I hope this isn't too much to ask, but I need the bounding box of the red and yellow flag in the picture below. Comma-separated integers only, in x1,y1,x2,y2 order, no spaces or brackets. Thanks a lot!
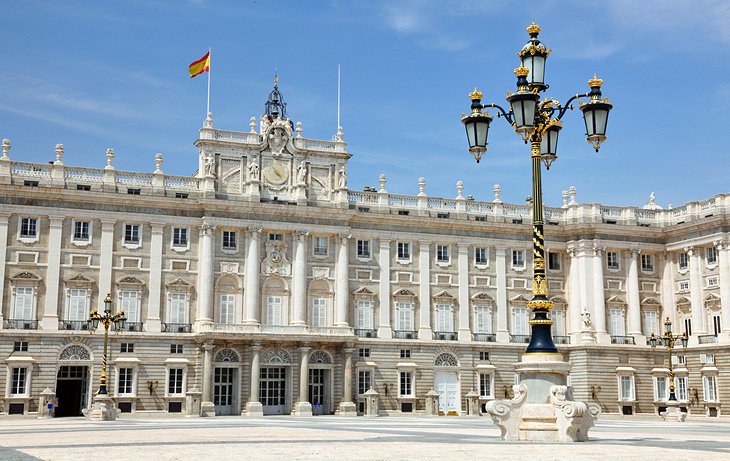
188,51,210,78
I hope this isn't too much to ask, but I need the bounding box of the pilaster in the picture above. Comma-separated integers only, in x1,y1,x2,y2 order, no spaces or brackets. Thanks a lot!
0,213,9,329
291,231,308,326
338,345,357,416
196,220,215,327
245,342,263,416
98,220,116,309
294,344,312,416
146,222,164,332
495,245,509,342
334,234,350,327
41,215,64,330
244,228,262,325
688,246,706,340
457,243,471,341
592,245,608,341
418,240,432,339
377,239,392,338
200,341,215,416
626,248,643,341
716,240,730,343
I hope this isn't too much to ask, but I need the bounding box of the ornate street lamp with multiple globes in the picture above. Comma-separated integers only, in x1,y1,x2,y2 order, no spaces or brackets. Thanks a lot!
461,22,613,354
87,292,127,395
650,318,689,402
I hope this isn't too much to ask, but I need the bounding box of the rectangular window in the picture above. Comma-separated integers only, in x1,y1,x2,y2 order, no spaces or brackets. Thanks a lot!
77,184,91,191
399,371,413,397
127,188,141,195
548,252,561,271
13,286,34,320
120,343,134,353
552,309,566,336
312,297,326,327
436,245,449,263
642,310,659,337
435,304,453,332
712,315,721,335
269,233,283,241
124,224,140,244
678,252,688,270
609,308,625,336
474,305,493,334
356,299,373,330
358,348,370,358
479,351,490,361
73,221,90,241
708,277,719,288
654,376,668,401
607,251,619,270
397,242,411,260
619,375,634,401
707,247,718,265
173,228,188,247
475,247,487,265
704,375,718,402
170,344,183,354
13,341,29,352
313,237,328,256
396,301,414,331
357,239,371,258
641,254,654,272
168,368,184,395
684,318,692,336
219,294,235,324
168,292,188,324
479,373,493,398
119,290,140,323
358,370,372,396
267,296,282,325
675,376,688,401
118,367,134,395
20,218,37,237
67,288,88,321
222,231,237,250
175,193,188,199
678,281,690,291
400,349,411,358
11,367,28,395
512,306,528,335
512,250,525,269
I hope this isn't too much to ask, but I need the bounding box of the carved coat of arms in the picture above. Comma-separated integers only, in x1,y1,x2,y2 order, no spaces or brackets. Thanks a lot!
262,240,291,276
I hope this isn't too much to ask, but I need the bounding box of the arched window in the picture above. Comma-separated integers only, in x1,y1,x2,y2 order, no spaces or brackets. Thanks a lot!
434,352,458,367
214,348,240,363
262,276,289,326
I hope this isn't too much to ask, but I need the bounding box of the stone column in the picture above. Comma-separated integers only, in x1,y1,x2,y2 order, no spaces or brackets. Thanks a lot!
660,252,677,328
626,249,643,340
146,223,164,332
244,228,262,324
378,239,392,338
566,245,581,337
495,246,509,342
98,220,116,308
42,216,64,330
196,221,215,326
688,246,706,336
294,344,312,416
716,240,730,342
592,246,608,340
334,234,350,327
418,240,432,339
338,345,357,416
245,342,263,416
200,341,215,416
291,231,308,326
0,213,9,329
457,243,471,341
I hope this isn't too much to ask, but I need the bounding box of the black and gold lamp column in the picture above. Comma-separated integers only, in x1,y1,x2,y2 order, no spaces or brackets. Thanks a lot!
88,292,127,395
461,22,613,355
650,318,689,402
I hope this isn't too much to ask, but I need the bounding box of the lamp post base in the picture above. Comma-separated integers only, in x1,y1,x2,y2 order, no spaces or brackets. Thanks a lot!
85,394,118,421
660,402,687,422
485,354,600,442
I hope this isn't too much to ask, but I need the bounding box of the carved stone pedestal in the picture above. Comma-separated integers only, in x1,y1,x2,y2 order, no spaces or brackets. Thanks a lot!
85,394,118,421
579,329,596,344
485,354,600,442
660,402,687,422
244,401,263,417
293,401,313,416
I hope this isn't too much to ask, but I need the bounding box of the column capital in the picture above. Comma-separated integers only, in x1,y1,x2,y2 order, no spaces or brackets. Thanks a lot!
629,248,641,259
150,222,165,233
294,230,309,241
418,240,431,250
201,341,215,352
379,238,391,248
247,227,262,238
298,344,311,352
684,245,695,256
49,215,65,227
457,242,470,252
199,220,215,236
593,245,605,257
336,233,351,244
566,244,577,258
714,239,729,251
249,341,262,351
100,219,117,229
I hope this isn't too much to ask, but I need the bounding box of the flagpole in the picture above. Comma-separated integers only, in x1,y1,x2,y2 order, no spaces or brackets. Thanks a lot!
337,64,341,130
206,47,212,115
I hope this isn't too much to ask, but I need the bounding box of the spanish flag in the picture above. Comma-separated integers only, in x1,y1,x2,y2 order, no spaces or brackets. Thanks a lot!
189,51,210,78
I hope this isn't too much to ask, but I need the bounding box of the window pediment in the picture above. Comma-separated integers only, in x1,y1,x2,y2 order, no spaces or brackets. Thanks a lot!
9,271,42,285
393,288,416,298
352,287,376,299
432,290,455,303
509,294,530,304
117,276,145,287
471,292,494,302
64,273,95,287
166,277,193,292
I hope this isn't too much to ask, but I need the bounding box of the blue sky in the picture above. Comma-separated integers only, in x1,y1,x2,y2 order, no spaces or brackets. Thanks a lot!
1,0,728,208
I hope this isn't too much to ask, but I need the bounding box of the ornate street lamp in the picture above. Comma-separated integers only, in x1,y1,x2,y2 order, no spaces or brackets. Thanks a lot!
650,317,689,404
88,292,127,395
461,22,613,354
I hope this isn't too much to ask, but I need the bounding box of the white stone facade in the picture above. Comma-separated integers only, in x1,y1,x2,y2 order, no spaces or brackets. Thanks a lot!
0,94,728,419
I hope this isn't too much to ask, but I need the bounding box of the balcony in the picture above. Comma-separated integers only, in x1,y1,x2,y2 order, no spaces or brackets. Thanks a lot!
554,336,571,345
60,320,89,331
510,334,531,343
433,331,458,341
698,334,719,344
5,319,38,330
394,330,418,340
473,333,496,342
124,322,144,332
163,323,192,333
610,335,636,345
355,329,378,338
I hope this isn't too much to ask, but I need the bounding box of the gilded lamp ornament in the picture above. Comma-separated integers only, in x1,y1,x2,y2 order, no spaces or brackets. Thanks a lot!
88,292,127,395
460,23,614,354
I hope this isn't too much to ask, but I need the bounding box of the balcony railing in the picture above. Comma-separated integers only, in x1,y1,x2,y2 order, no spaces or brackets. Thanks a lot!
473,333,496,342
393,330,417,340
162,323,192,333
355,329,378,338
433,331,458,341
554,336,571,345
60,320,89,331
124,322,144,332
5,319,38,330
610,335,636,345
698,334,719,344
510,334,531,343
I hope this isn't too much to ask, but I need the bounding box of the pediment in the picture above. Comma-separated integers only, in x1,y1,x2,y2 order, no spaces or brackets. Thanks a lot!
393,288,416,297
471,292,494,302
352,287,375,297
117,276,145,286
64,273,95,286
10,271,42,282
432,290,455,301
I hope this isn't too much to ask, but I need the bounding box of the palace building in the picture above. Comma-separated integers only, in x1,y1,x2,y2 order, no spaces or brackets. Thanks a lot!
0,83,728,419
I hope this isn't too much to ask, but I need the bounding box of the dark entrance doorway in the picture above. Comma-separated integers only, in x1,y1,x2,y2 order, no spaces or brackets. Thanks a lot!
56,366,89,417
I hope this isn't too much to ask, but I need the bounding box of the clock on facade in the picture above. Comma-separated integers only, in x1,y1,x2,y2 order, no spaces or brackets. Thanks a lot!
263,160,289,185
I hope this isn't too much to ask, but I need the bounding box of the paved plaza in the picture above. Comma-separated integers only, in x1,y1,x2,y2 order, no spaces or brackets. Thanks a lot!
0,415,729,461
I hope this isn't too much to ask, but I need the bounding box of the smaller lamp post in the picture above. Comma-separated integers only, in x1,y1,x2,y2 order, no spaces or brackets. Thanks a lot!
87,292,126,420
650,317,689,422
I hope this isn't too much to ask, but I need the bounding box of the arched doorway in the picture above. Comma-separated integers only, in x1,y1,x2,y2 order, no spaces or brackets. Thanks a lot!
56,344,92,417
434,352,460,415
213,348,241,415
